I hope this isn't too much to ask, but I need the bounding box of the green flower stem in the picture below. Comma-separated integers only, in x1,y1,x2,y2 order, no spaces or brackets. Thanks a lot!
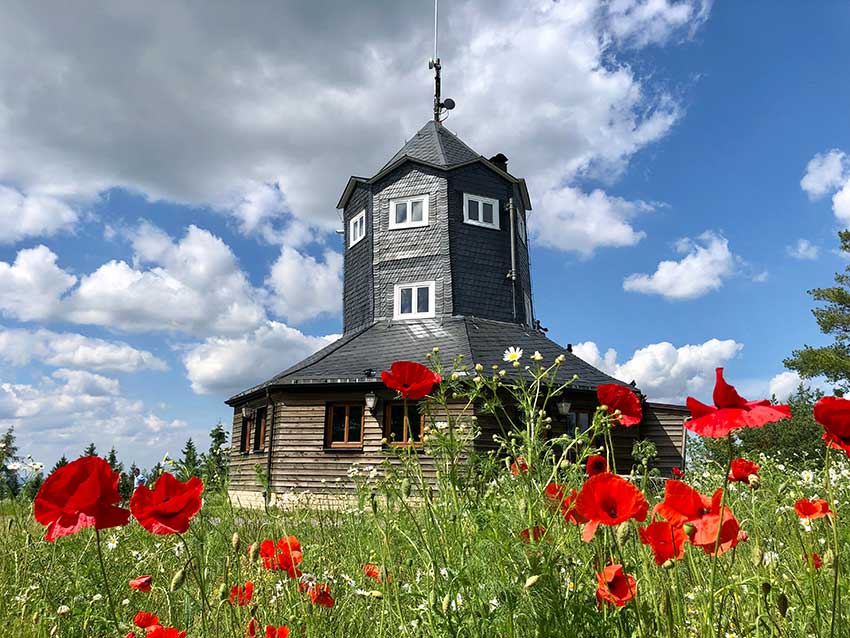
93,527,120,633
825,447,841,638
707,436,733,638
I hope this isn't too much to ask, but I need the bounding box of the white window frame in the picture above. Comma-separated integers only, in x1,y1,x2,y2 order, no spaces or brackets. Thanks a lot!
524,292,533,326
463,193,500,230
389,194,430,230
349,209,366,248
517,211,527,244
393,281,436,319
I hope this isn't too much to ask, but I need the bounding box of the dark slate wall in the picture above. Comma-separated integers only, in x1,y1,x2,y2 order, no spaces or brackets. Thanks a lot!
371,165,451,320
512,182,533,325
342,184,373,333
447,164,532,324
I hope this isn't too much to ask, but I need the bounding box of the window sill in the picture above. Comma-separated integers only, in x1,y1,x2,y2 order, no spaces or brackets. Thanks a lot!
463,219,500,231
388,222,429,230
323,447,365,454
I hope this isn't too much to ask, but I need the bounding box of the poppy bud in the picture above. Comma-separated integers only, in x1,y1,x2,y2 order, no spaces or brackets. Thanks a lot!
524,575,540,589
750,547,763,567
401,478,412,498
683,523,695,537
428,591,436,608
823,549,836,569
56,605,70,618
441,593,451,613
661,559,675,570
231,532,240,553
217,583,229,601
748,474,760,489
369,590,383,599
616,522,631,545
761,582,771,596
170,568,186,592
248,542,260,563
777,593,789,617
370,492,378,515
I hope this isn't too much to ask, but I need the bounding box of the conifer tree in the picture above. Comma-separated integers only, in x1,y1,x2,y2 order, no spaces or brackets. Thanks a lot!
0,427,19,498
202,421,229,490
82,442,98,457
179,438,202,481
51,455,69,473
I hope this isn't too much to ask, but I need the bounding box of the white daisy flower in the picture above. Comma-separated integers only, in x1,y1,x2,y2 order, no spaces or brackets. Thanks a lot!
530,351,543,362
503,347,523,362
106,535,119,551
801,470,814,484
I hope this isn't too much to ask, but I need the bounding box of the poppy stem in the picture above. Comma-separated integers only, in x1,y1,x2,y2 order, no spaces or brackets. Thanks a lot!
825,447,841,638
707,436,733,638
93,527,120,633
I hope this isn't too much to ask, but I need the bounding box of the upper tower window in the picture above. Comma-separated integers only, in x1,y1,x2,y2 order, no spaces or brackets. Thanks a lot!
349,209,366,247
389,195,429,229
393,281,435,319
463,193,500,230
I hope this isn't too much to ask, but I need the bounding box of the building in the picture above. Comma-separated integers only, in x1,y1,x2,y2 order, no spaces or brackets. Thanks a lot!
225,84,686,506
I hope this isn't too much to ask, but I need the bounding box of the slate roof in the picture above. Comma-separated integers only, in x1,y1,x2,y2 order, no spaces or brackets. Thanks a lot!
382,120,481,170
226,317,631,404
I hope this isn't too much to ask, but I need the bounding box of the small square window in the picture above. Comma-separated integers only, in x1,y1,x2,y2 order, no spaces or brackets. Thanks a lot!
463,193,500,229
349,210,366,248
390,195,429,229
325,403,366,449
394,281,435,319
384,401,424,446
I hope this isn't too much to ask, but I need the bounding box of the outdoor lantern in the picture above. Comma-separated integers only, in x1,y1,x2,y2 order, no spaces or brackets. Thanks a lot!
364,391,378,412
555,397,571,416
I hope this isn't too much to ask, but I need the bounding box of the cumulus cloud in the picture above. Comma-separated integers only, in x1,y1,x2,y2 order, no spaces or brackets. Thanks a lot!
532,187,653,256
768,371,805,402
266,247,343,324
623,231,736,299
0,246,77,321
573,337,743,403
0,186,79,243
787,239,819,261
0,326,166,372
182,321,336,396
0,1,707,246
801,150,848,200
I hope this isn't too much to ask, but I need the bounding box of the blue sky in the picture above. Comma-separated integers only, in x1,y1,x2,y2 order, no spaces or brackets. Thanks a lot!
1,1,849,469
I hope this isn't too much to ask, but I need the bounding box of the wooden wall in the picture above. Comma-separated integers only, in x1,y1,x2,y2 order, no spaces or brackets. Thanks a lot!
641,402,687,475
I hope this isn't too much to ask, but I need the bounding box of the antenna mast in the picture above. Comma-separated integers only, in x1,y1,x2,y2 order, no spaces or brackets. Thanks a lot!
428,0,455,123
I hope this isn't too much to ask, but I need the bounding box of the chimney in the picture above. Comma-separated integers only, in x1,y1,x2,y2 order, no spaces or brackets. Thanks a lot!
489,153,509,173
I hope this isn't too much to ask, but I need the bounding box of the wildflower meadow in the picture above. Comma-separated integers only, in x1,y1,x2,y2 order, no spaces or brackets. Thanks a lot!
2,351,849,638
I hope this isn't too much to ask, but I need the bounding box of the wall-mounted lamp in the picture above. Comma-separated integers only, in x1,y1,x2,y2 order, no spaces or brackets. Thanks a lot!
555,398,572,416
365,391,378,412
241,407,252,418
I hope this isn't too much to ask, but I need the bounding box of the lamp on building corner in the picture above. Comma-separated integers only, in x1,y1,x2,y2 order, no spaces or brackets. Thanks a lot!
555,397,571,416
365,391,378,412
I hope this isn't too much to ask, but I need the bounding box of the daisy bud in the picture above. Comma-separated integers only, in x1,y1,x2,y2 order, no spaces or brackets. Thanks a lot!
748,474,760,489
432,347,439,353
56,605,70,618
475,363,483,372
425,352,432,359
682,523,695,537
524,574,541,589
777,592,789,617
451,372,460,381
369,590,383,599
555,354,566,364
380,437,388,445
401,478,412,498
248,543,260,563
499,370,506,377
170,568,186,592
599,404,608,412
615,522,631,545
231,532,241,553
661,559,675,570
217,583,229,601
512,361,520,368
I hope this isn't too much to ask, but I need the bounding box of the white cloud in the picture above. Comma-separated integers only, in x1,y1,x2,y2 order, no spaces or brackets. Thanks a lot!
801,150,848,200
0,186,79,243
0,326,166,372
266,247,343,324
181,321,336,396
833,182,850,225
787,239,819,261
0,1,707,246
573,337,743,403
0,246,76,321
532,187,652,256
623,231,736,299
768,371,804,402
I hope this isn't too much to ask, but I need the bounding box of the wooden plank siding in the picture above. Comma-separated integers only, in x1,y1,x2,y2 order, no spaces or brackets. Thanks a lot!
641,402,687,475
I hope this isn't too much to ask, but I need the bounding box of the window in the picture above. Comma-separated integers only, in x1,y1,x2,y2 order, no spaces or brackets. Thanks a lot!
349,209,366,247
567,410,594,436
389,195,429,229
239,414,250,453
384,402,424,446
517,211,527,243
524,293,533,326
325,403,365,449
252,407,267,451
394,281,435,319
463,193,500,230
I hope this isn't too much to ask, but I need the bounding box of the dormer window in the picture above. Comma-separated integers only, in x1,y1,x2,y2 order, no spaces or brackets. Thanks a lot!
389,195,429,229
394,281,435,319
349,209,366,247
463,193,500,230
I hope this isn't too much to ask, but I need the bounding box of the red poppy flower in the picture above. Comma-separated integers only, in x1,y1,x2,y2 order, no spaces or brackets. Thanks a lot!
653,480,712,527
129,472,203,535
685,368,791,438
33,455,130,542
245,618,259,638
380,361,441,400
805,552,823,569
689,490,741,556
597,384,643,426
133,611,160,629
574,473,648,542
259,536,303,578
306,582,335,608
510,456,529,475
229,581,254,606
129,575,152,593
814,396,850,457
639,520,687,565
671,467,685,479
544,483,588,526
595,564,636,607
585,455,608,477
520,526,547,543
728,458,759,484
363,563,383,583
794,498,833,520
266,626,290,638
147,628,187,638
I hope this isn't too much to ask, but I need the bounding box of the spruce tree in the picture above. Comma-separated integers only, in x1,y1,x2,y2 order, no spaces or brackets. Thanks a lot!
82,442,98,457
179,438,202,481
0,427,19,498
51,455,69,473
202,421,229,490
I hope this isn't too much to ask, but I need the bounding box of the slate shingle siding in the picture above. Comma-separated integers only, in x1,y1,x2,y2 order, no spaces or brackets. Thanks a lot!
447,164,532,323
371,164,451,320
343,185,373,333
